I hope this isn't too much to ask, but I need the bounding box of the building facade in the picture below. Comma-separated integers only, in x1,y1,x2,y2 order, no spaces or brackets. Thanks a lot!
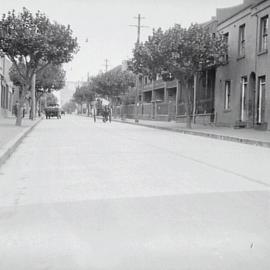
118,19,218,124
115,0,270,130
0,55,20,118
215,0,270,130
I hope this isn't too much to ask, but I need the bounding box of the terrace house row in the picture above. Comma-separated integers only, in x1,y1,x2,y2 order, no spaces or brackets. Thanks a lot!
133,0,270,130
215,0,270,130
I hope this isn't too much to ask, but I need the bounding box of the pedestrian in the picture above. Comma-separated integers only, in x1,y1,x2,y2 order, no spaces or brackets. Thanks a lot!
104,106,109,122
102,107,107,122
93,106,97,123
108,106,112,123
13,101,19,117
23,104,26,118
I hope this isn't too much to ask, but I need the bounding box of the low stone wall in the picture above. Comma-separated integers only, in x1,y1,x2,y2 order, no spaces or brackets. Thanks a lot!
176,113,215,124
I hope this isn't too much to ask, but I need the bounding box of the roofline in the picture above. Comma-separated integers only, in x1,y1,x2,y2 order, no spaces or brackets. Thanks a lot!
217,4,253,25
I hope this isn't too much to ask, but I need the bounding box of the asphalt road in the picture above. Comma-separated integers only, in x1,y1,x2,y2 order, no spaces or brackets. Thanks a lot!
0,115,269,270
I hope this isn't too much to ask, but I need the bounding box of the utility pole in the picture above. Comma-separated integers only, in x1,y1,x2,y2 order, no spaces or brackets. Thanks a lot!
129,14,148,44
104,59,109,72
193,73,197,124
129,14,148,123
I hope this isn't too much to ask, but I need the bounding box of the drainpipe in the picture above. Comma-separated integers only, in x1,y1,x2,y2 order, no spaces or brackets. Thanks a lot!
254,14,259,126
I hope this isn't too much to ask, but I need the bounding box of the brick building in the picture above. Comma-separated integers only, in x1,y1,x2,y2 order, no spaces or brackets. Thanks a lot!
215,0,270,130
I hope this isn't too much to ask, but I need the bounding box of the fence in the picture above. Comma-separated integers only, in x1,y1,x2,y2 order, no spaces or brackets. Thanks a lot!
113,102,214,125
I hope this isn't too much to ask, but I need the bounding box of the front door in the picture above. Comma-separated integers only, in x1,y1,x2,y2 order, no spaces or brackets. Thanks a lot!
248,73,256,126
240,77,248,122
257,76,266,124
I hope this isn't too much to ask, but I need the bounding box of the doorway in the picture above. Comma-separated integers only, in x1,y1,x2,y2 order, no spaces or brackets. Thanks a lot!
240,76,248,122
248,72,256,126
257,76,266,124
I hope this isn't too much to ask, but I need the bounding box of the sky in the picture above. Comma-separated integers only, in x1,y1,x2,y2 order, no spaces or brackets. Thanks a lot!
1,0,243,82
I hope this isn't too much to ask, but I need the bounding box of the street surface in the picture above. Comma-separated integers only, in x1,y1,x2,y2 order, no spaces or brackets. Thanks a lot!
0,115,269,270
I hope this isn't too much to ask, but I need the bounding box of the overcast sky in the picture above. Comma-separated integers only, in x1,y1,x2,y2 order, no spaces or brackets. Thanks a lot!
1,0,243,82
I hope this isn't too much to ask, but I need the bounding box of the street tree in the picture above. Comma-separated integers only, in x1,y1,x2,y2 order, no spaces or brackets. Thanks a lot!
91,67,136,103
73,84,95,115
0,8,78,125
130,24,227,128
128,28,165,80
120,87,136,105
160,24,227,127
10,63,66,113
62,100,76,114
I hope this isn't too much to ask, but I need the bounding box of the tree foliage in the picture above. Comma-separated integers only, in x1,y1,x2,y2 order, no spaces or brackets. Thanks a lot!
62,100,76,114
10,63,66,92
36,64,66,91
129,23,227,127
73,84,95,105
0,8,78,125
160,24,227,80
0,8,78,71
130,24,227,80
128,28,165,80
91,67,136,98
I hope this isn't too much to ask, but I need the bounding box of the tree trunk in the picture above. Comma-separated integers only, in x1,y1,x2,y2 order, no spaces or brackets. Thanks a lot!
16,101,23,126
30,73,36,120
16,86,26,126
87,103,90,116
181,78,192,129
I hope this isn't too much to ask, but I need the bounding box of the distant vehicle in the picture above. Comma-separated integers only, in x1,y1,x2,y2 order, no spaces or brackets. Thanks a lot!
45,104,61,119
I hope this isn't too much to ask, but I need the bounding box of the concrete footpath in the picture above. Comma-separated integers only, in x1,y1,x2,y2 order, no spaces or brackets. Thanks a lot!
112,117,270,148
0,117,42,167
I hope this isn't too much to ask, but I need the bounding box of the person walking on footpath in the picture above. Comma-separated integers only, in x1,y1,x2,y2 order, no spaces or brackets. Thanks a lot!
13,101,19,117
93,106,97,123
102,106,109,123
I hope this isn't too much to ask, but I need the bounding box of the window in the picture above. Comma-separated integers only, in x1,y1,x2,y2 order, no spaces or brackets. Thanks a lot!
260,16,268,52
224,81,231,110
239,24,246,57
223,33,229,62
257,76,266,123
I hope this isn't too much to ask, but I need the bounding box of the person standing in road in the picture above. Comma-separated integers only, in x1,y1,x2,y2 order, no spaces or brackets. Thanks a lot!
108,106,112,123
